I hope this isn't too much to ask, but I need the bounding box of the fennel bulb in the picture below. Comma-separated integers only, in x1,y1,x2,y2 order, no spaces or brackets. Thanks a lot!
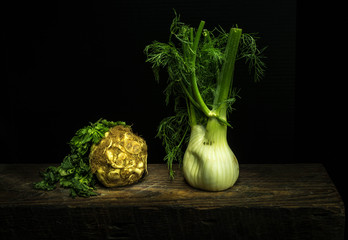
183,119,239,191
145,11,265,191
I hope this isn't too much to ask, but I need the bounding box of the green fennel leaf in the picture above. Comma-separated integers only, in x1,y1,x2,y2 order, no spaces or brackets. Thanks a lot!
156,113,190,178
237,33,267,82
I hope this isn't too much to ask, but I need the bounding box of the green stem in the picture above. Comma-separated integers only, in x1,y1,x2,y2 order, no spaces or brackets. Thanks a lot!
205,117,228,145
181,80,230,127
213,28,242,120
192,21,205,61
189,102,197,126
190,20,212,118
180,81,200,109
191,75,211,116
181,81,197,126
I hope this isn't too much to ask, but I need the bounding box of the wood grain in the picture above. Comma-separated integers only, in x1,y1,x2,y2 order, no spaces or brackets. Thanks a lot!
0,164,345,240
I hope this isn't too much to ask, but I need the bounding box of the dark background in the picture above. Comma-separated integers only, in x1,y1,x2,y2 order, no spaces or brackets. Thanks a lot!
3,1,345,201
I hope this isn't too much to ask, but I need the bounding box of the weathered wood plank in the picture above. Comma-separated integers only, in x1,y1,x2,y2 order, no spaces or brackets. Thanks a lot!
0,164,345,240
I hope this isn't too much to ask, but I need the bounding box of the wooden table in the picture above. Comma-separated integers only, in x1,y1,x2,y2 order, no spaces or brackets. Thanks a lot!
0,164,345,240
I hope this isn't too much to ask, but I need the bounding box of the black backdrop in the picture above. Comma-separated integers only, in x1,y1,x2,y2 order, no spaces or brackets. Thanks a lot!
4,0,295,164
7,1,344,200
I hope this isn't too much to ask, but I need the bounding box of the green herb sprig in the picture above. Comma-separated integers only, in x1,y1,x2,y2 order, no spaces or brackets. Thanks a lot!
34,119,126,198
